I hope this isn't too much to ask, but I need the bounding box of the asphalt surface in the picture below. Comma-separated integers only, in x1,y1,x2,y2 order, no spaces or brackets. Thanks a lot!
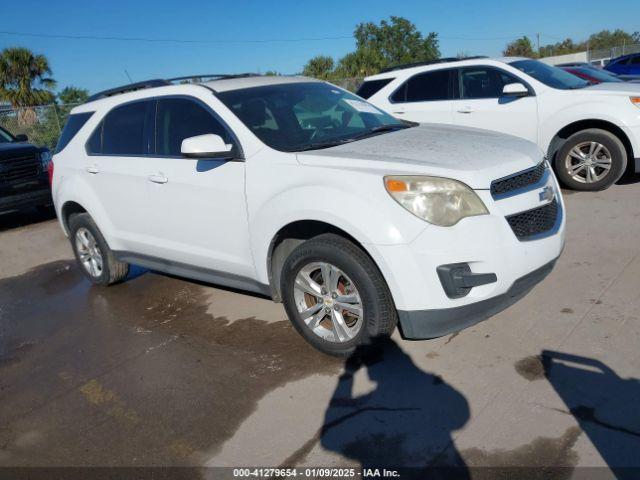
1,180,639,478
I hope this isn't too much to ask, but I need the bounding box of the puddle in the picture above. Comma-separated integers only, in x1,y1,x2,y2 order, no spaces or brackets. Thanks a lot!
0,260,343,466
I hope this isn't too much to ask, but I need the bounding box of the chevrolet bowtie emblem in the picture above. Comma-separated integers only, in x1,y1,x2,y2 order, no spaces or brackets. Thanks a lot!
539,185,555,202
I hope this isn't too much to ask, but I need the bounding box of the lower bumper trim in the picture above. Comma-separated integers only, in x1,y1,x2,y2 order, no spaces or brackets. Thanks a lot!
635,157,640,173
0,188,52,213
397,259,557,340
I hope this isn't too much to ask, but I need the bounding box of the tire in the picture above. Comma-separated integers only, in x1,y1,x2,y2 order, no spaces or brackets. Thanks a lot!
68,213,129,286
280,233,397,357
554,128,627,191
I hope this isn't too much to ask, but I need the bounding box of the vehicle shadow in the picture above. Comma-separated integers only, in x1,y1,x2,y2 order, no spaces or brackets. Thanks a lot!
542,350,640,479
0,206,56,233
319,337,470,479
616,171,640,186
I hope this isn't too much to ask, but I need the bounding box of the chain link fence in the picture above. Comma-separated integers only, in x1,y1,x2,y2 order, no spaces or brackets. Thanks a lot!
0,103,81,150
588,43,640,63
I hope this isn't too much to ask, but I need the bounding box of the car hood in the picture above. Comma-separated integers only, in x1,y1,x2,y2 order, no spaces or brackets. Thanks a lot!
583,82,640,94
296,124,543,189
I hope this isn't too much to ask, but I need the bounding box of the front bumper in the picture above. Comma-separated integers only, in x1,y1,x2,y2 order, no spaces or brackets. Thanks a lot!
0,187,52,214
365,170,565,339
398,259,556,339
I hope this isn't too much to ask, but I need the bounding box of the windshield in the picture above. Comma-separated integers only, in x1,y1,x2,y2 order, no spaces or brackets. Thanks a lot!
0,126,14,143
575,67,623,83
510,59,590,90
217,82,407,152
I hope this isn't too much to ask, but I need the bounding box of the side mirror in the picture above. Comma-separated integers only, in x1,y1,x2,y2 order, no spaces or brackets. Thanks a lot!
502,82,529,97
180,134,234,159
14,134,28,142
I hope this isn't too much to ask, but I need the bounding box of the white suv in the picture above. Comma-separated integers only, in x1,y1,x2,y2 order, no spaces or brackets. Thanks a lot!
51,74,565,356
360,57,640,191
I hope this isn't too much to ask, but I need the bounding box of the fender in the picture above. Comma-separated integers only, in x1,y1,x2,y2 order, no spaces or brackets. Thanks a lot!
54,172,122,249
539,101,637,156
248,183,427,286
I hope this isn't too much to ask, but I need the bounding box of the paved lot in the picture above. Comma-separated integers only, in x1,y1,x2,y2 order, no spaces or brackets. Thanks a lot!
1,180,639,477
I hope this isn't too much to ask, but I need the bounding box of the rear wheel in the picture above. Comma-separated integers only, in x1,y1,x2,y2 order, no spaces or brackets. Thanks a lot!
68,213,129,285
554,129,626,191
280,234,397,357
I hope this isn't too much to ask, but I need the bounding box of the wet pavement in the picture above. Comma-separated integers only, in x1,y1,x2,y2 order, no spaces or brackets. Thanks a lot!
1,180,640,477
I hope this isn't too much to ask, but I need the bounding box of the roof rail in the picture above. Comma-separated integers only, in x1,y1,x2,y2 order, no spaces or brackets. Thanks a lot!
86,73,263,103
167,73,260,83
86,79,170,102
380,56,489,73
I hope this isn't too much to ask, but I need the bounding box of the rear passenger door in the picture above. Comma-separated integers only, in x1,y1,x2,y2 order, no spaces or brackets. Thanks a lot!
451,66,538,143
388,69,456,124
85,99,157,252
141,96,254,278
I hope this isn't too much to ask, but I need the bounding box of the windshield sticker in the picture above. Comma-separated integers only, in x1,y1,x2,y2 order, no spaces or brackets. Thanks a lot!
344,99,384,115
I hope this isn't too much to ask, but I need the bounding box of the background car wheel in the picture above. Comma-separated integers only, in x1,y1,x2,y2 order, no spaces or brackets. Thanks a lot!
554,128,627,191
280,233,397,357
68,213,129,286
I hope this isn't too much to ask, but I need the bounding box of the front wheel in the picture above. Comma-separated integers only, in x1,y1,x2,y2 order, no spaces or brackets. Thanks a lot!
554,128,627,191
280,234,397,357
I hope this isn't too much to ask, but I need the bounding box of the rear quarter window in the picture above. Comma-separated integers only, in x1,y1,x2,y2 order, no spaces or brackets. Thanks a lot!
356,78,394,99
55,112,93,154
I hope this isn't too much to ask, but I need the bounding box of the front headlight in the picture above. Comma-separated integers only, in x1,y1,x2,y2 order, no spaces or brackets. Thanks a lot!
40,150,52,169
384,176,488,227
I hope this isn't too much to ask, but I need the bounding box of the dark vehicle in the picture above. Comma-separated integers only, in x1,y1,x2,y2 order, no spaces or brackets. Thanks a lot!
560,66,624,84
0,125,52,215
605,53,640,77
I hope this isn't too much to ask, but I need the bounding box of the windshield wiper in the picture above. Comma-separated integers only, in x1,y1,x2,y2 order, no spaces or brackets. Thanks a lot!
294,124,410,152
295,138,353,152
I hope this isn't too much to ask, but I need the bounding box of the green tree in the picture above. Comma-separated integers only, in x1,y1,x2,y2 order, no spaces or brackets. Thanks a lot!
334,48,386,78
587,29,636,50
503,36,537,58
0,47,56,108
58,86,89,105
633,32,640,43
354,16,440,67
302,55,335,79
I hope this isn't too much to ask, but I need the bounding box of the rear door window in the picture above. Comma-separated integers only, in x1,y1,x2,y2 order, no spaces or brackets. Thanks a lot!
88,100,152,155
155,97,232,157
391,70,453,103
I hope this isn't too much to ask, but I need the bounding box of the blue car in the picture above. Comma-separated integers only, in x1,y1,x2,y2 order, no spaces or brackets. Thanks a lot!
604,53,640,77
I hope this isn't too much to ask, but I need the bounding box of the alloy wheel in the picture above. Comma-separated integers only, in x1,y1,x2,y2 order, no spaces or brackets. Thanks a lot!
293,262,363,343
564,141,612,184
75,227,104,278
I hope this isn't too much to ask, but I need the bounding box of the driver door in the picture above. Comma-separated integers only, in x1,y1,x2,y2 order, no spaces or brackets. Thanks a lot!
139,96,254,278
451,66,538,143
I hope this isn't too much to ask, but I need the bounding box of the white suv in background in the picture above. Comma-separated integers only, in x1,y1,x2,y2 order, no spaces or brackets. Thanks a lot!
360,57,640,191
51,74,564,356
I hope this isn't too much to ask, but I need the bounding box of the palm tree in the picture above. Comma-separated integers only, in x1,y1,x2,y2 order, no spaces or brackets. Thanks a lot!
0,47,56,125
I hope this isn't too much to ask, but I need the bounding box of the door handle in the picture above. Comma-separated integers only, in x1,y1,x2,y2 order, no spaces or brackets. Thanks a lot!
393,111,406,115
148,174,168,184
86,165,99,174
457,106,473,114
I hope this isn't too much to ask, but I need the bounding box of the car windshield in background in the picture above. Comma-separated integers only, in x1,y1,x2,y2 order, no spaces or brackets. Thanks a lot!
0,127,14,143
510,59,590,90
217,82,408,152
575,67,624,83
